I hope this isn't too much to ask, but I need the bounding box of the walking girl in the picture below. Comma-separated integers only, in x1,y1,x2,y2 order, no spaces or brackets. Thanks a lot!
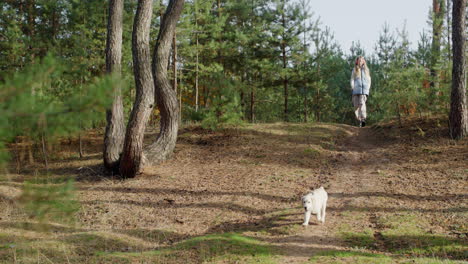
350,56,371,127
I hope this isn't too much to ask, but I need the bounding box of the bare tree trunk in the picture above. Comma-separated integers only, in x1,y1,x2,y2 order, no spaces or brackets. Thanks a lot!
145,0,185,165
303,90,308,123
27,0,36,63
430,0,446,98
281,2,288,122
250,77,255,123
449,0,468,139
195,31,199,112
172,31,177,92
282,40,288,122
40,132,48,172
447,0,452,61
194,0,199,112
179,67,183,121
120,0,155,178
79,78,84,159
104,0,125,173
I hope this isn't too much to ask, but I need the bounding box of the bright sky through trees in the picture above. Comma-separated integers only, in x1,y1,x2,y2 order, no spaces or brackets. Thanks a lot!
309,0,430,53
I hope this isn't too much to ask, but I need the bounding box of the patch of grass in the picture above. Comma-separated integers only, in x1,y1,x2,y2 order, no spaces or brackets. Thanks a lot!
338,213,376,249
377,214,467,260
25,175,71,184
339,213,468,260
100,233,277,264
308,250,466,264
339,228,376,249
309,250,393,263
0,232,76,264
0,226,188,264
19,180,79,225
382,233,467,260
303,147,320,157
421,147,442,155
268,224,301,236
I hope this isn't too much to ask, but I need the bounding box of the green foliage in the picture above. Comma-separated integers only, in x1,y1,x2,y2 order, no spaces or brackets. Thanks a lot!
0,54,114,168
201,75,244,130
19,179,80,224
372,62,426,122
0,0,454,127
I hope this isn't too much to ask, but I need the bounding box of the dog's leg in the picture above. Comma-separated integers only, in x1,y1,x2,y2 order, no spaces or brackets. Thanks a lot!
316,208,322,223
320,202,326,223
302,210,311,226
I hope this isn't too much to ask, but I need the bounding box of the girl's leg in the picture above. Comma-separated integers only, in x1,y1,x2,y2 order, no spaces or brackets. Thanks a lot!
352,95,361,121
360,95,367,121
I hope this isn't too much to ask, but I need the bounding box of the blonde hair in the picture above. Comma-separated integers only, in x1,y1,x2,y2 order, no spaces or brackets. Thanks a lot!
353,56,370,79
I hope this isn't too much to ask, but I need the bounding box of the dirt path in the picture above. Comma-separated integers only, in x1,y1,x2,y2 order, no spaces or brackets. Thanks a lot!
271,122,467,263
269,127,385,263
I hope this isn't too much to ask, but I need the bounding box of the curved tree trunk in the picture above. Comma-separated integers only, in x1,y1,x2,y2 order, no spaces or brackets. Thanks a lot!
120,0,155,178
144,0,185,165
449,0,468,139
104,0,125,173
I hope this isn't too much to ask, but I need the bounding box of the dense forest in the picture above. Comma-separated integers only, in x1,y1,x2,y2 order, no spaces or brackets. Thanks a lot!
0,0,467,263
2,0,466,169
1,1,465,124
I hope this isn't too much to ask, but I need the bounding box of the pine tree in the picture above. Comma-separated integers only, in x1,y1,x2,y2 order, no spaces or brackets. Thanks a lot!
449,0,468,139
103,0,125,173
120,0,155,178
430,0,446,98
145,0,185,164
415,30,432,68
270,0,303,122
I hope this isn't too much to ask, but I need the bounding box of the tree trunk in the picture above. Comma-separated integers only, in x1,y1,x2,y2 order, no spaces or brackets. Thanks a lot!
27,0,36,63
144,0,185,165
447,0,452,61
449,0,468,139
303,89,308,123
194,0,199,112
120,0,155,178
281,4,288,122
250,78,255,123
430,0,446,97
195,31,199,112
40,132,49,172
283,46,289,122
179,67,183,121
104,0,125,174
172,30,177,92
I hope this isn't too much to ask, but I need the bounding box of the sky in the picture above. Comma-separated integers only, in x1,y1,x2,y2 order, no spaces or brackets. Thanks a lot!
308,0,431,55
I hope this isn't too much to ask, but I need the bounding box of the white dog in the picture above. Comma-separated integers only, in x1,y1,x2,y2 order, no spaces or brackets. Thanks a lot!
301,186,328,226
